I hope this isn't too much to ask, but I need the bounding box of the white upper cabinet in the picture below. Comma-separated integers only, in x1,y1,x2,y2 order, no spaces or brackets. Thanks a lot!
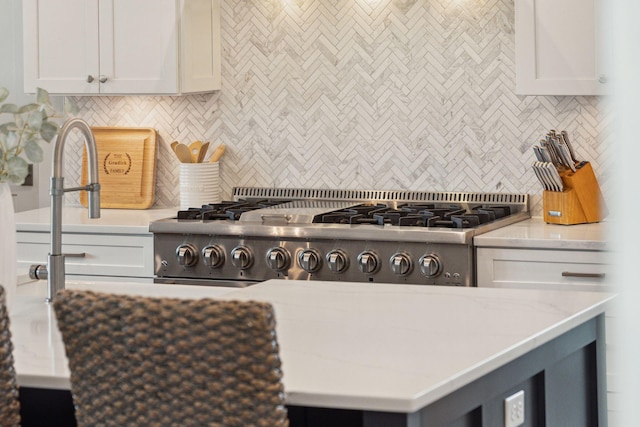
515,0,608,96
23,0,221,95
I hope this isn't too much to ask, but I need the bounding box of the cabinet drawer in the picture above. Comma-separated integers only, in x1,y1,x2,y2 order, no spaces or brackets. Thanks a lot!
476,248,611,291
17,232,154,278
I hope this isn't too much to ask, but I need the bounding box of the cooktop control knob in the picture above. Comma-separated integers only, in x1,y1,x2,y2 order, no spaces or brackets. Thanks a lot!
326,249,349,273
231,246,254,270
202,245,225,268
419,254,441,277
266,247,291,271
357,251,379,274
390,252,413,276
298,249,322,273
176,244,198,267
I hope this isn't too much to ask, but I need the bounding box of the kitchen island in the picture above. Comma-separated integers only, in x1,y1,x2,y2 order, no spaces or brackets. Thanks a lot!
12,279,612,426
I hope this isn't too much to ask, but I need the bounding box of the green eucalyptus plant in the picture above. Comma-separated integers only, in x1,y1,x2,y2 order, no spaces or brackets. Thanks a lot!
0,87,76,185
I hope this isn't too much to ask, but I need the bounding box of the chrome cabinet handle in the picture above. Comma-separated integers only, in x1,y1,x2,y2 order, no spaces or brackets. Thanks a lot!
562,271,605,279
99,75,108,83
63,252,86,258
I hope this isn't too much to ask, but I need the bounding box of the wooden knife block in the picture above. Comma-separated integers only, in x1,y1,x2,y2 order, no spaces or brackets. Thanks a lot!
543,162,607,225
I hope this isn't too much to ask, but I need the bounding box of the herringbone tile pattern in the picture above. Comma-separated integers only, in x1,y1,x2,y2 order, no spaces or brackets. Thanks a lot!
64,0,612,217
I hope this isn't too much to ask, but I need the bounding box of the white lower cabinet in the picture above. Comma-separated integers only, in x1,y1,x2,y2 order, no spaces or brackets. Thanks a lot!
17,231,155,281
476,247,611,291
476,247,617,425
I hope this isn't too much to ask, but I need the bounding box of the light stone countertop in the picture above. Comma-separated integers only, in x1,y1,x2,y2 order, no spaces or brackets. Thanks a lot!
14,207,177,234
11,279,613,413
474,217,610,251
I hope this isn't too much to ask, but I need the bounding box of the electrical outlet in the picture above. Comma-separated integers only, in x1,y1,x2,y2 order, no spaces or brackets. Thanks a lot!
504,390,525,427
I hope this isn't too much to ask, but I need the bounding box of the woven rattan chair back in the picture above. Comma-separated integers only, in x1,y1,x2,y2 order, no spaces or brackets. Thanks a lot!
0,286,21,427
54,290,288,427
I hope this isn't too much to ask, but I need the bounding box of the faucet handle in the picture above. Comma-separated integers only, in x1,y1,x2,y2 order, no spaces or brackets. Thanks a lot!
87,183,101,219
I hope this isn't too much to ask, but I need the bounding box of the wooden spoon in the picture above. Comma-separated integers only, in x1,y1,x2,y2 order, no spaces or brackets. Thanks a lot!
209,144,226,162
174,143,191,163
197,141,210,163
189,140,203,163
170,141,179,153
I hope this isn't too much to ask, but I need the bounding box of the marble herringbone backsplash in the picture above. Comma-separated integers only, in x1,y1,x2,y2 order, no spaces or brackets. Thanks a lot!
64,0,612,217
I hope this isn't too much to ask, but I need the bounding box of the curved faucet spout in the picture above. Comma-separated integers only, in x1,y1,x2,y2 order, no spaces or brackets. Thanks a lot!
52,118,101,217
46,118,101,303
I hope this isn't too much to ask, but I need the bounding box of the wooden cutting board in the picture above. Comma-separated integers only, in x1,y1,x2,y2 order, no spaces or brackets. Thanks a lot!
81,127,158,209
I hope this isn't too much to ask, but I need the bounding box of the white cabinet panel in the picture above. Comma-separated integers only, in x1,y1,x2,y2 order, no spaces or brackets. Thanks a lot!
23,0,99,94
23,0,221,95
515,0,609,95
17,231,154,278
477,247,610,291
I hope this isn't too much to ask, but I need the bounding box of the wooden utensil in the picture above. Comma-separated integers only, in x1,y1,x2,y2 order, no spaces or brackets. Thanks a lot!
170,141,179,153
174,143,191,163
209,143,226,162
197,141,210,163
189,140,203,163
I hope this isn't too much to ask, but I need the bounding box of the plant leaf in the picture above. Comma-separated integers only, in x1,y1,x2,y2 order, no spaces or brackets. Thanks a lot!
18,103,40,114
27,110,44,130
64,98,79,116
5,131,19,150
0,122,16,135
40,121,59,142
5,155,29,184
24,139,44,163
0,103,18,114
35,87,51,105
0,87,8,104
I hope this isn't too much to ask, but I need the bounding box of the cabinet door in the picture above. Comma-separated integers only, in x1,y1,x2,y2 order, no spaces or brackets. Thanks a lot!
99,0,178,94
23,0,100,94
515,0,608,95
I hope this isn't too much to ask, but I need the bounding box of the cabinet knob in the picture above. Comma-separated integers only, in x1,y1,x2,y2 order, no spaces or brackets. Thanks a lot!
99,75,108,83
86,75,94,83
598,75,608,84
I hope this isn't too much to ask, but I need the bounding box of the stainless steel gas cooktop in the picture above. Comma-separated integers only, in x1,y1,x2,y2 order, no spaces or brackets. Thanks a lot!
150,187,529,287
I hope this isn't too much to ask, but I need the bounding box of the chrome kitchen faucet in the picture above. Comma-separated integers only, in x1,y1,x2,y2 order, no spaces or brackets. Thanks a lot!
30,118,101,303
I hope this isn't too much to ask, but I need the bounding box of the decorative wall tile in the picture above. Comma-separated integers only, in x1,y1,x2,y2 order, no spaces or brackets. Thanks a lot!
66,0,611,217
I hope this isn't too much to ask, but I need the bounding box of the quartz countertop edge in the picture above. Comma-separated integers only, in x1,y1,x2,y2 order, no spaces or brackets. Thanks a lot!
14,207,177,234
474,217,610,251
11,279,613,413
216,280,613,413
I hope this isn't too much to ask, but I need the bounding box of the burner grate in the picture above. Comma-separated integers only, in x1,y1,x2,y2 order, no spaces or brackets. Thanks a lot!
176,199,291,221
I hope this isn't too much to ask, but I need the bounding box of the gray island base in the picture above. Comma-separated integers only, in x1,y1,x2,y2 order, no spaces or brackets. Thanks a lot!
12,280,611,427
